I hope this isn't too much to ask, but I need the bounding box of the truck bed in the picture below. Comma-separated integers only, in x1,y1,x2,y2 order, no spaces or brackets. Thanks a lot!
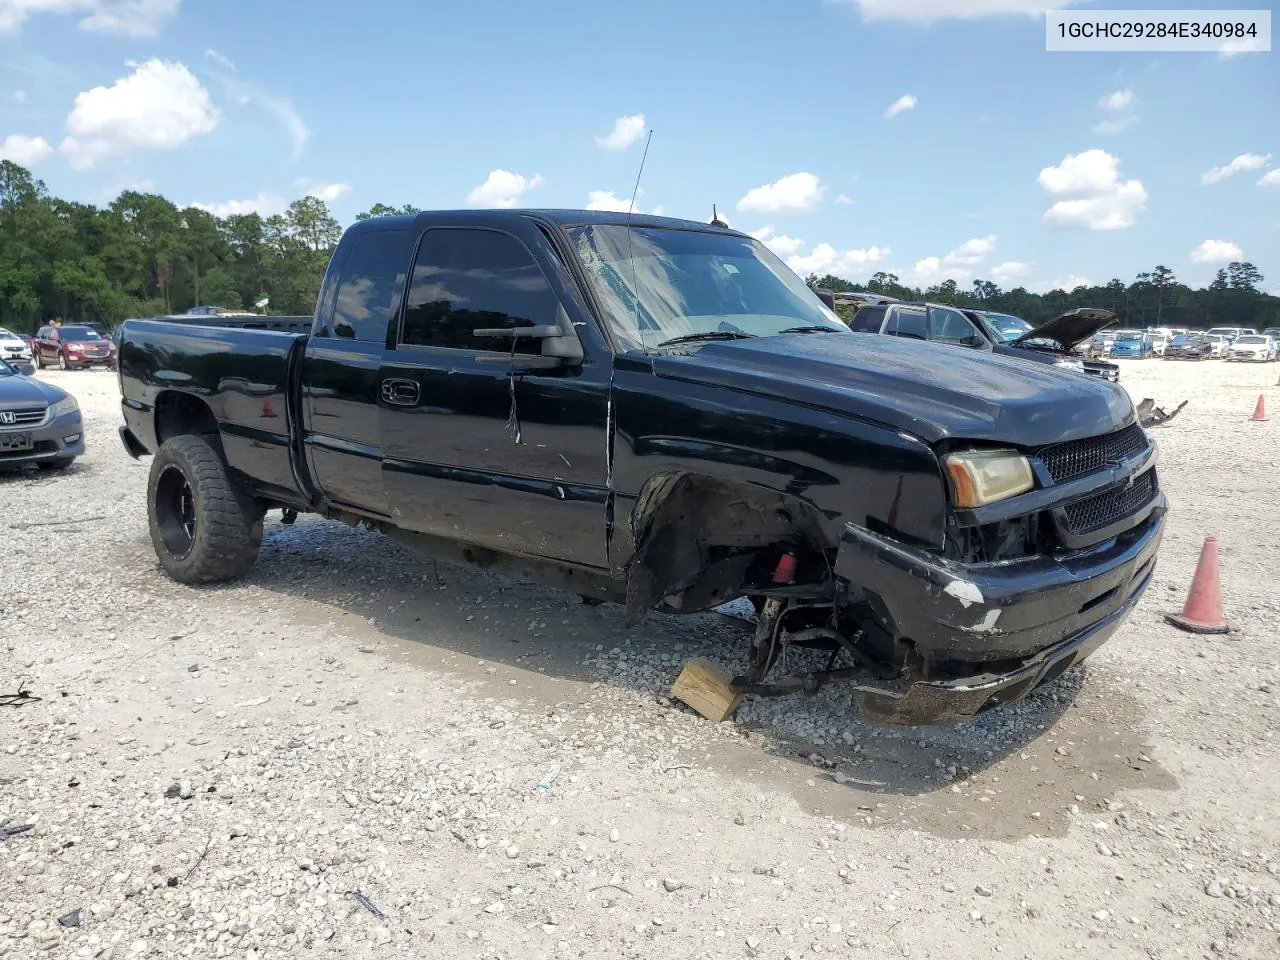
117,319,310,504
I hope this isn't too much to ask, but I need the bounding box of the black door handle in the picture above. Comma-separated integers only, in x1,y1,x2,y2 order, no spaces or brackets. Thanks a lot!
380,378,420,407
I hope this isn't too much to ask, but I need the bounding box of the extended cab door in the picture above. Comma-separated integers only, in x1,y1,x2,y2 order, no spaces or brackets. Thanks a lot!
300,225,415,516
378,219,612,566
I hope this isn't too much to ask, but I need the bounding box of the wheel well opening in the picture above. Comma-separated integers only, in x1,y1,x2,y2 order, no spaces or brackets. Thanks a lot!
624,472,834,624
155,392,223,456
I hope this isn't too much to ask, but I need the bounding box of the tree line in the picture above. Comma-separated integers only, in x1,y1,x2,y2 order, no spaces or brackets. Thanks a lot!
2,158,1275,333
0,161,415,332
807,262,1279,332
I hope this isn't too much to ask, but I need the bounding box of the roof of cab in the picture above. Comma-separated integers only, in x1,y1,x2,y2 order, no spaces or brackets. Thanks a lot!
341,209,744,238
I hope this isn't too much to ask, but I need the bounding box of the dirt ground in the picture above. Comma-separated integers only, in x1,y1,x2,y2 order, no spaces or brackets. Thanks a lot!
2,358,1277,960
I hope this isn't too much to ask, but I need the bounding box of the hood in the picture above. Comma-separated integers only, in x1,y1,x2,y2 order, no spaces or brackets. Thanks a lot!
650,333,1134,448
0,334,25,346
0,372,66,404
1011,307,1116,352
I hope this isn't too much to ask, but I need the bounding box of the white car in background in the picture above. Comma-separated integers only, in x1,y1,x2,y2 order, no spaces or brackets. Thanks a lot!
1226,334,1276,362
0,327,34,373
1205,333,1230,358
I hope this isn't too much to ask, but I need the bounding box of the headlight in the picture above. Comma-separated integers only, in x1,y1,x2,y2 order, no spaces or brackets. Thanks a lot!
1054,358,1085,372
943,450,1035,508
50,396,79,418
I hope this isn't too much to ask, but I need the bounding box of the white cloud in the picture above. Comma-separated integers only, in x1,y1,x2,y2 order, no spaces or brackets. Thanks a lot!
1259,169,1280,187
203,47,236,72
0,133,53,166
1189,239,1244,265
595,114,645,151
990,261,1032,282
1098,89,1133,112
190,192,286,218
908,256,942,283
0,0,178,36
835,193,854,204
1092,116,1137,135
736,172,824,214
1201,153,1271,184
1038,149,1146,230
1219,36,1267,57
1031,275,1092,294
943,234,997,268
466,169,543,208
296,180,350,203
786,242,889,278
204,62,310,161
749,226,805,257
584,189,639,213
59,59,219,170
884,94,917,119
837,1,1087,24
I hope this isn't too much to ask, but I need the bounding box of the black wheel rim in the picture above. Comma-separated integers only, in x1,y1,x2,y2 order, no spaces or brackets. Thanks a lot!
155,465,197,559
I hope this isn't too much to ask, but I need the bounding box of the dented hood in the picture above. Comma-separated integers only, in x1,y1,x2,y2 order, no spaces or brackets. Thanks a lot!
650,332,1134,448
1011,307,1116,352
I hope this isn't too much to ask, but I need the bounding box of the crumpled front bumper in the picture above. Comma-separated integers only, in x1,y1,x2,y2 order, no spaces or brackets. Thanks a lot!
832,497,1165,724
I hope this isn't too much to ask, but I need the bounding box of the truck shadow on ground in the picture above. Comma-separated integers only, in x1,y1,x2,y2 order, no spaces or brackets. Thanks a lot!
237,516,1176,840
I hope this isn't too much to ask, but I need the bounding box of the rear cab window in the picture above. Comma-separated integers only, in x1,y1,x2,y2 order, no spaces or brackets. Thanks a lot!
326,229,413,342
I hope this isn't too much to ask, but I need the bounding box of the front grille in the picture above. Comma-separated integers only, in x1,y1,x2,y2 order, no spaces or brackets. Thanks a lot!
0,406,48,428
1037,423,1147,483
1064,470,1157,536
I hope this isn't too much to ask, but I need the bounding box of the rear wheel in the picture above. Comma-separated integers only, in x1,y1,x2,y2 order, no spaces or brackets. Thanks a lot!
147,434,263,584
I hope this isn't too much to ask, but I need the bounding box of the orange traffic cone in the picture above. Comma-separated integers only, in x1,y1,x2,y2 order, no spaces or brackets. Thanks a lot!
1251,394,1268,421
1165,537,1229,635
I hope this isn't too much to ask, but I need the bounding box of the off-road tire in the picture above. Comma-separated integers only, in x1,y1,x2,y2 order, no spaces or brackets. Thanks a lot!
147,434,263,584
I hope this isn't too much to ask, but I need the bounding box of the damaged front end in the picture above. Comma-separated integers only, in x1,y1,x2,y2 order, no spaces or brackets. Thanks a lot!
719,424,1166,725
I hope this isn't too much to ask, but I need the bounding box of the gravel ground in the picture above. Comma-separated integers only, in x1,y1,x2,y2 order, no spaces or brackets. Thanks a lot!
2,359,1278,960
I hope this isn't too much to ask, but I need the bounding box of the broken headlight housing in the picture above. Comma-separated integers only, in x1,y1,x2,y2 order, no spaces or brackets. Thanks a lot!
943,449,1034,508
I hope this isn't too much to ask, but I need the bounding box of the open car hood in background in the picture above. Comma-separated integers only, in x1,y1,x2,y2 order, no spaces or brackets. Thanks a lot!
1011,307,1117,352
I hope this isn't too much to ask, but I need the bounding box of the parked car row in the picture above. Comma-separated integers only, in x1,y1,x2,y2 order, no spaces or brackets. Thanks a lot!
835,299,1122,382
1084,326,1279,362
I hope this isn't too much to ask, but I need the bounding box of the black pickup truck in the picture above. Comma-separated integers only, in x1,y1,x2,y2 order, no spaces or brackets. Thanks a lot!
116,210,1166,725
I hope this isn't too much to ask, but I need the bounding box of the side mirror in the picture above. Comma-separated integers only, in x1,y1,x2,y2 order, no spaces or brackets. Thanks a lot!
472,305,584,368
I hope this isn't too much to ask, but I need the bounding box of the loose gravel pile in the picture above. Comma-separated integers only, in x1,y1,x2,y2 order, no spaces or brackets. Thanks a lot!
2,361,1277,959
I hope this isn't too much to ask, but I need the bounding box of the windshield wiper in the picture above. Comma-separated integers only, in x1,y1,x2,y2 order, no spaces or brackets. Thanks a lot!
778,325,842,335
655,331,758,348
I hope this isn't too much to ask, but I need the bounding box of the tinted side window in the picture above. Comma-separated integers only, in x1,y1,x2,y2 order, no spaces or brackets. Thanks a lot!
847,305,886,333
331,229,412,342
887,307,927,339
401,228,557,355
930,307,980,346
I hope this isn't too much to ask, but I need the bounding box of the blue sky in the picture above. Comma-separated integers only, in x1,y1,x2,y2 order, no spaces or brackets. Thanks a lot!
1,0,1276,293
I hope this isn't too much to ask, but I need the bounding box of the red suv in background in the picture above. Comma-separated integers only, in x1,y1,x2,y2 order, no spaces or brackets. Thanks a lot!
32,324,117,371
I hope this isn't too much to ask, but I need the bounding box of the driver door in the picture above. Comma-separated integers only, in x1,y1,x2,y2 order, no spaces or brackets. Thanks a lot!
378,220,612,566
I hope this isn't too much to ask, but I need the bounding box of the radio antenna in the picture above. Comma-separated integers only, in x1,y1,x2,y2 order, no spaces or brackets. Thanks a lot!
626,128,653,353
